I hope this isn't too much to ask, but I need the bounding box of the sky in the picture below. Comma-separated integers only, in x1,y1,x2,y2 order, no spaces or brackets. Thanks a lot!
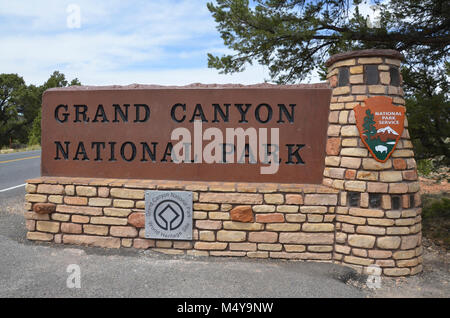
0,0,378,86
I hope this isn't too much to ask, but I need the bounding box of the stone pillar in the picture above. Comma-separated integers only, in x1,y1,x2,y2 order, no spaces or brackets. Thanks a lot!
324,49,422,276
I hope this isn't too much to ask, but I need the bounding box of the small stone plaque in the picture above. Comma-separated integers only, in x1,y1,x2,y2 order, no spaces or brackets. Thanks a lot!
145,191,193,240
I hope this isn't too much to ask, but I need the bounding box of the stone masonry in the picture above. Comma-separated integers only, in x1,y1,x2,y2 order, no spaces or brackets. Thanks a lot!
25,49,422,277
324,49,422,276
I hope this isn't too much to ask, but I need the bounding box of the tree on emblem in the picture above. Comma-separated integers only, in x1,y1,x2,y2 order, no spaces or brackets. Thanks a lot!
363,109,377,140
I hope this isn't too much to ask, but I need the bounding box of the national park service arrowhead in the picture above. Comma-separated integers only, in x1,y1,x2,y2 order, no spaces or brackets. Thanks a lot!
354,96,405,163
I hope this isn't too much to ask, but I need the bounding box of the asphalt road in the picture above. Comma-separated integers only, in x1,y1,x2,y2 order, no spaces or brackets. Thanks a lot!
0,150,41,194
0,150,368,298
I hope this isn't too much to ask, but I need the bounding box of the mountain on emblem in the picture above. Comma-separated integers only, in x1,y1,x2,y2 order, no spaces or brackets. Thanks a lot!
354,96,406,162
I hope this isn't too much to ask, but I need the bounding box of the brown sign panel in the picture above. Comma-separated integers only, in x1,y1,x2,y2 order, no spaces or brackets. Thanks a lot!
354,96,405,162
41,85,331,183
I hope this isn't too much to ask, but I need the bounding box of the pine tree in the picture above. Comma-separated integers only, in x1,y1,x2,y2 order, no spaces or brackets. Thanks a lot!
363,109,377,140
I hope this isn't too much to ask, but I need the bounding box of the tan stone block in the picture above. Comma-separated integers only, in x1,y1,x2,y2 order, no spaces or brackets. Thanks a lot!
266,223,300,232
385,58,401,66
229,243,257,251
194,242,228,250
302,223,334,232
270,252,331,260
284,244,306,252
348,234,376,248
252,205,275,213
247,251,269,258
386,210,401,219
199,231,215,241
362,158,392,170
345,181,366,192
91,216,127,226
285,194,303,205
72,215,90,223
340,125,359,137
98,187,109,198
64,196,88,206
349,65,363,74
276,205,299,213
392,149,415,158
209,212,230,220
196,220,222,230
25,183,37,193
356,171,378,181
36,221,60,233
221,204,233,211
133,239,155,249
331,59,356,68
64,185,75,195
26,219,36,231
76,186,97,197
308,245,333,252
110,188,144,199
380,171,403,182
330,102,345,110
264,194,284,204
89,198,112,207
340,157,361,169
199,193,262,204
258,243,283,251
25,194,47,203
63,234,120,248
210,251,246,257
349,74,364,84
336,215,366,225
329,111,339,123
401,235,419,250
395,218,415,226
332,86,350,95
397,258,419,267
367,182,388,193
307,214,324,223
223,221,263,231
379,72,390,85
378,65,389,71
285,214,307,223
47,195,63,204
367,218,394,226
383,268,410,276
110,226,138,238
356,226,386,235
335,244,351,255
279,232,334,244
37,184,64,195
194,211,207,220
340,148,368,157
335,232,347,244
103,208,131,218
344,256,373,266
327,124,341,137
156,240,172,248
217,230,246,242
377,236,401,249
341,223,355,233
393,250,415,260
83,224,108,236
193,203,219,211
349,208,384,218
351,85,367,94
369,250,392,259
27,231,53,241
358,57,382,64
341,139,358,147
248,232,278,243
59,223,81,234
304,194,337,206
113,199,134,208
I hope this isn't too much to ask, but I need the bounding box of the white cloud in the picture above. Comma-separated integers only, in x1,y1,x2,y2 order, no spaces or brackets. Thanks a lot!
0,0,322,86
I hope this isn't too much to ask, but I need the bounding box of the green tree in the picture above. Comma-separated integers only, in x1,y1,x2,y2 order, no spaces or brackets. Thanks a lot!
207,0,449,83
363,109,377,140
403,62,450,165
26,71,81,145
0,74,27,147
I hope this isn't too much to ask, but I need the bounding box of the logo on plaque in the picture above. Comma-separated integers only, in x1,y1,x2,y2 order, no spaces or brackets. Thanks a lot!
354,96,405,162
145,191,192,240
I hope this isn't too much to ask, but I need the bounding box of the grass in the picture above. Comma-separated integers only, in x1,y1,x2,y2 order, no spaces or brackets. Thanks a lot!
0,144,41,154
421,192,450,249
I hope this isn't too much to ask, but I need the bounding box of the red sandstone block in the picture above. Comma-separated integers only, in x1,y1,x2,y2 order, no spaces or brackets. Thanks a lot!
255,213,285,223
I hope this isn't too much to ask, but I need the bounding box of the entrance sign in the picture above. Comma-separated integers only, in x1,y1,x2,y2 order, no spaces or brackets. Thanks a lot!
41,85,331,183
354,96,405,162
145,191,193,240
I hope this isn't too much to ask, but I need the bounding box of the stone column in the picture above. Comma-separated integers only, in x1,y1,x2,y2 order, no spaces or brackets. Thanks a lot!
324,49,422,276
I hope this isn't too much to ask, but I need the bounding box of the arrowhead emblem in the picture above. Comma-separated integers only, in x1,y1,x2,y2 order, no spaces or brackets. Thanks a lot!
354,96,406,162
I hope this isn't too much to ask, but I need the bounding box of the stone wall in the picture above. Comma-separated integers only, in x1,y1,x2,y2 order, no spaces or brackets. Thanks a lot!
25,49,422,277
324,49,422,276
